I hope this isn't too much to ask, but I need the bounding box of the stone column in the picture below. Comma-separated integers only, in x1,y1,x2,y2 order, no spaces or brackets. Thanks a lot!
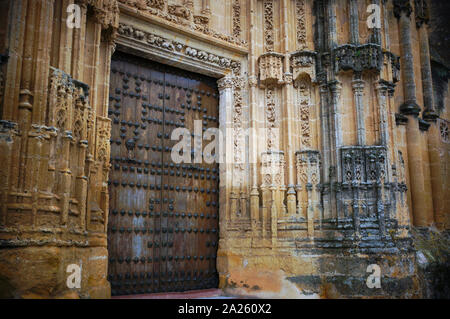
376,81,390,147
329,80,342,219
326,0,338,49
217,76,234,226
248,0,260,231
281,0,296,215
352,74,366,145
349,0,359,45
394,0,433,227
319,83,332,219
415,0,444,229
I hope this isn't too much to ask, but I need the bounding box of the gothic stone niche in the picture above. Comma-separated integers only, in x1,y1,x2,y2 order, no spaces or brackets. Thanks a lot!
290,50,317,82
47,67,109,232
261,151,286,187
339,146,390,236
384,51,401,83
261,151,286,219
258,52,284,86
341,146,387,185
295,150,321,225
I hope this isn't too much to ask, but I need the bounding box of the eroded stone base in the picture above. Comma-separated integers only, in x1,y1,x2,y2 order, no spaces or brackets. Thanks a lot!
218,250,420,299
0,246,110,299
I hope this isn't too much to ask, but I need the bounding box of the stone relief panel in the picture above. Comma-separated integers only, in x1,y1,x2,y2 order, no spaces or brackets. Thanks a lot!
117,0,247,47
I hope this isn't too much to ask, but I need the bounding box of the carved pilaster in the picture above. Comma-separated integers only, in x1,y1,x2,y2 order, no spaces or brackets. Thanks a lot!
263,0,274,52
295,0,307,50
295,150,321,237
232,0,241,39
352,77,366,146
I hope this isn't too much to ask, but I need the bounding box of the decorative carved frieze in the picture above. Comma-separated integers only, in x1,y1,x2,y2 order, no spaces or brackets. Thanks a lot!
168,4,190,19
193,15,209,26
333,44,384,74
263,0,274,52
232,77,245,175
117,0,247,47
117,24,240,73
258,53,284,86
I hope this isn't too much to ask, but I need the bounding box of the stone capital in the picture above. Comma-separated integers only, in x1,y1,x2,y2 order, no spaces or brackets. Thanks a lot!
217,76,233,91
394,0,413,19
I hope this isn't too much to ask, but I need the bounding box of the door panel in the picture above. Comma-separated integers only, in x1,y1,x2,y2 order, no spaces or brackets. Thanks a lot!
107,52,219,296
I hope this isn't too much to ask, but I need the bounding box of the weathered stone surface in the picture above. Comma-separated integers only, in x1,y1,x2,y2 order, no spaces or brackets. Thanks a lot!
0,0,448,299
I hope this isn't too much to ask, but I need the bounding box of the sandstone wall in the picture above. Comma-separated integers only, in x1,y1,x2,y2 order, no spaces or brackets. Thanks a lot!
0,0,448,298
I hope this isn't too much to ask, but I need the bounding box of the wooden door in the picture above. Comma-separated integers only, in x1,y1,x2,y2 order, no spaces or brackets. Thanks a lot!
107,52,219,296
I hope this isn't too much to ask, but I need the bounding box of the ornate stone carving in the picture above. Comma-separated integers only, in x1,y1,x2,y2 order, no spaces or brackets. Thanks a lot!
296,0,306,50
232,0,241,38
148,0,165,10
258,53,284,86
341,146,387,184
393,0,413,19
263,0,274,52
296,78,312,148
117,0,247,47
333,44,384,74
439,119,449,143
291,50,316,82
194,15,209,26
232,77,245,171
265,87,279,150
384,51,401,83
414,0,429,27
84,0,120,31
261,151,285,187
117,24,240,72
217,76,233,91
168,4,190,19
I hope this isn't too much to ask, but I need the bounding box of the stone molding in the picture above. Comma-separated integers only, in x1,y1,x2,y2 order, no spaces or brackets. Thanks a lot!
117,23,241,76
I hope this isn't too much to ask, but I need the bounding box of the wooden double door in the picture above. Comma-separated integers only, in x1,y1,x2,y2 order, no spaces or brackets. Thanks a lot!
107,52,219,296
